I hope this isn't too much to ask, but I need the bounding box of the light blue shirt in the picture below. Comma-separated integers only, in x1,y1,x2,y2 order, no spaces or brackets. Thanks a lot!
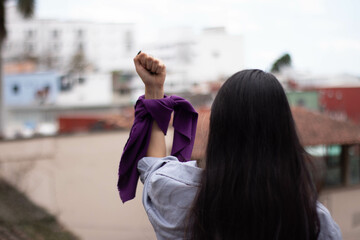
138,156,342,240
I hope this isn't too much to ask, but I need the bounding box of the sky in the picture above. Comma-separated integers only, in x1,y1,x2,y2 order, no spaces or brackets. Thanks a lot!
35,0,360,76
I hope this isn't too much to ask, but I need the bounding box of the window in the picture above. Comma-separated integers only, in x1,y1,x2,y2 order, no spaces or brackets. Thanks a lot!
78,42,84,51
336,91,343,100
212,50,220,58
77,29,83,38
325,145,342,187
349,145,360,185
12,84,20,95
53,43,59,51
77,77,85,84
125,31,133,52
327,91,334,98
52,29,59,39
25,29,35,38
24,43,34,54
59,76,72,91
296,98,305,107
5,42,11,51
52,56,59,64
306,145,346,188
313,144,360,188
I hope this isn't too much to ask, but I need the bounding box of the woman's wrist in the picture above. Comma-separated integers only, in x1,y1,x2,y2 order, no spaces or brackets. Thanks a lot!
145,86,164,99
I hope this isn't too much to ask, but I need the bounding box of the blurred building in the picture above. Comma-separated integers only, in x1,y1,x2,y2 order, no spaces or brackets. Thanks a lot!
317,87,360,124
275,68,360,90
286,91,319,111
277,69,360,124
130,27,244,98
2,3,138,139
3,3,136,74
3,72,127,139
4,72,59,106
3,72,59,138
2,4,247,138
3,3,245,105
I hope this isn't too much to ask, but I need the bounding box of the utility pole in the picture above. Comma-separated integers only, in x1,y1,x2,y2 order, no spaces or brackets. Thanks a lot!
0,0,35,139
0,36,4,139
0,0,7,140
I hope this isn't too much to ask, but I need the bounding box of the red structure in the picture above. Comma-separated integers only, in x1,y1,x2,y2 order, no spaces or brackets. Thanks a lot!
318,87,360,124
58,114,134,134
59,116,114,133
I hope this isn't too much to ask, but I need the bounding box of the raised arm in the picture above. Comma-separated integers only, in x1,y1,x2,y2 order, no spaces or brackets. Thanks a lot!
133,52,166,157
118,52,197,202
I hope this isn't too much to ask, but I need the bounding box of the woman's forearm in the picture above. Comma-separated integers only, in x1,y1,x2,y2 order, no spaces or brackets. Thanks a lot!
134,52,167,157
145,87,166,157
146,120,166,157
145,86,164,100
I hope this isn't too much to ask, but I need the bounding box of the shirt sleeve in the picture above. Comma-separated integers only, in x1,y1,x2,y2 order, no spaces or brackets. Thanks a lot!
118,95,198,203
317,202,342,240
137,156,202,240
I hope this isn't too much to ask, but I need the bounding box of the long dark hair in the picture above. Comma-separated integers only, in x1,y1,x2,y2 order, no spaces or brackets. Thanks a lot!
188,70,320,239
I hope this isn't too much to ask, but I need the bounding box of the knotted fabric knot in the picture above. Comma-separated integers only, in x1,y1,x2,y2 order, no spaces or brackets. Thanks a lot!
117,95,198,203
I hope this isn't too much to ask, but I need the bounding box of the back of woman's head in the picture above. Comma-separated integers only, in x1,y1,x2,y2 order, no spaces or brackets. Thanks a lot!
189,69,320,240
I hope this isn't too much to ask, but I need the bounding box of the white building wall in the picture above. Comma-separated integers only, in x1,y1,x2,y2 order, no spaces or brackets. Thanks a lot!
3,4,136,73
189,30,244,82
57,73,112,106
139,27,244,93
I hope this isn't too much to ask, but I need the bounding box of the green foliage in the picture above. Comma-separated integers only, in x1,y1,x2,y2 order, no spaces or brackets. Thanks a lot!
0,0,7,41
68,50,88,75
1,0,35,41
271,53,292,73
17,0,35,18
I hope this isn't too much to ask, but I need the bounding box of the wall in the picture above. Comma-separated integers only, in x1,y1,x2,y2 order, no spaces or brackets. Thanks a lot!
4,72,59,106
0,132,359,239
0,131,173,240
4,4,136,73
286,91,319,111
320,187,360,240
319,87,360,124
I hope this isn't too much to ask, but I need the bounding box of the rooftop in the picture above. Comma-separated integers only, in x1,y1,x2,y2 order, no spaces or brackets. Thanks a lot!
191,107,360,160
292,107,360,146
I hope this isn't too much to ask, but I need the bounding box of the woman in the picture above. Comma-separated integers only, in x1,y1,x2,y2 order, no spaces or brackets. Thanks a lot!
130,52,342,239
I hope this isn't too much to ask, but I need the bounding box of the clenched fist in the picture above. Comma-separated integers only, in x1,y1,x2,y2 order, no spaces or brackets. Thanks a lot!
134,52,166,99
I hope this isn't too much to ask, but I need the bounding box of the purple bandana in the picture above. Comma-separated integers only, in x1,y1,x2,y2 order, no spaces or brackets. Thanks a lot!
117,95,198,203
